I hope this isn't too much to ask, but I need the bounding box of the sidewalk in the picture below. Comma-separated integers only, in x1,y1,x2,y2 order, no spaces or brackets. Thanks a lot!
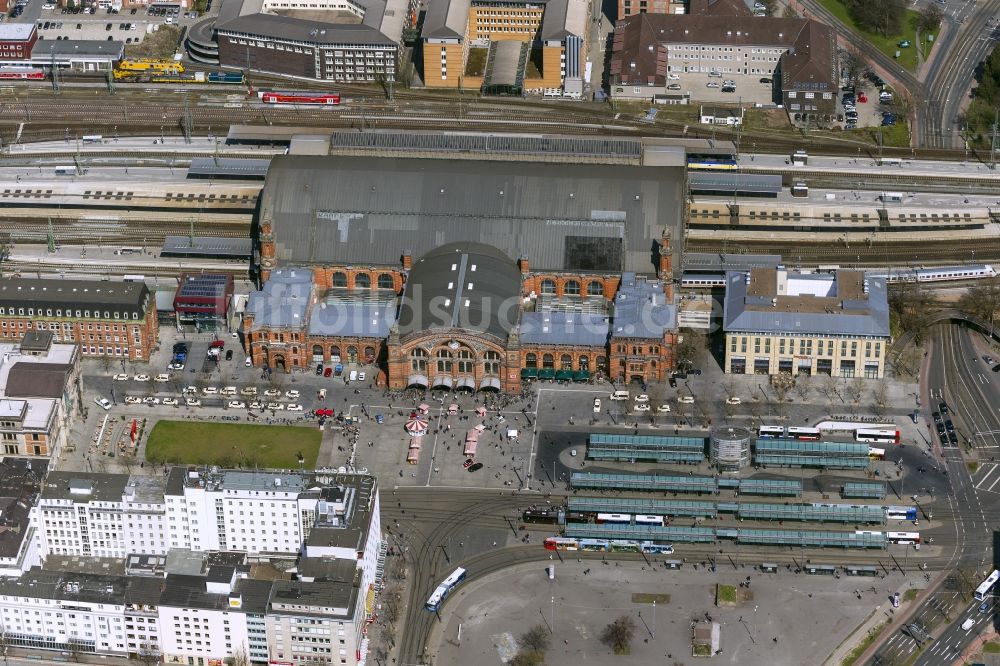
824,571,950,666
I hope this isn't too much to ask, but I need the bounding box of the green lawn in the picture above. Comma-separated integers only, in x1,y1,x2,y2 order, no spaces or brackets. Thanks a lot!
984,642,1000,654
815,0,939,73
717,584,737,604
145,420,321,469
465,48,488,77
840,621,888,666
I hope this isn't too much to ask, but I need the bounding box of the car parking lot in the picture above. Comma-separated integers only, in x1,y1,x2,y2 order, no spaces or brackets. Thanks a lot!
660,69,777,105
25,3,206,45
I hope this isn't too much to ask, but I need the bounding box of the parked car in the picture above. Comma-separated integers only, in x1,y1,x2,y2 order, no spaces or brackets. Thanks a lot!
266,402,284,411
185,398,202,407
228,400,246,409
154,373,170,382
285,389,300,399
264,389,281,398
468,462,484,472
113,373,129,381
287,404,304,412
240,387,258,396
725,397,742,405
593,398,601,413
133,374,150,382
656,404,671,413
143,396,160,405
706,82,720,88
634,403,651,412
162,397,179,406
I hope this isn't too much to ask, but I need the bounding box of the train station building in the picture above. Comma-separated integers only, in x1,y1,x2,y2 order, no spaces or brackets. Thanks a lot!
245,153,685,390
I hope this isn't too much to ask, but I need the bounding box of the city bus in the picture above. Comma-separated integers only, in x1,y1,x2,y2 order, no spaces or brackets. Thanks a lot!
595,513,631,524
886,532,920,545
856,428,901,445
758,425,785,439
975,570,1000,601
786,426,822,441
868,447,886,461
522,509,562,525
425,567,467,612
54,166,76,175
885,506,917,521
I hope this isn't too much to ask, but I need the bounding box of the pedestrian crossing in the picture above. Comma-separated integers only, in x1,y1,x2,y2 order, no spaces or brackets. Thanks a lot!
973,462,1000,492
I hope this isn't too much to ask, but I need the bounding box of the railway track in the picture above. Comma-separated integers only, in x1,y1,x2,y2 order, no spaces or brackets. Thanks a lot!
0,217,249,244
685,237,1000,266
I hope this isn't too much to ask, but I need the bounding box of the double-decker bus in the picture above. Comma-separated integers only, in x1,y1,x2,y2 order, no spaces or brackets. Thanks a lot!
425,567,467,612
886,531,920,545
786,426,822,441
856,428,901,444
976,570,1000,601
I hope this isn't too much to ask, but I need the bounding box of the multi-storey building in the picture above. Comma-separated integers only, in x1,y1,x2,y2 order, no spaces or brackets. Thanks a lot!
421,0,588,94
173,273,234,333
191,0,413,82
246,155,683,389
0,277,158,361
0,457,46,578
0,333,80,458
9,469,383,666
34,472,167,558
722,267,890,378
0,25,37,60
608,11,837,119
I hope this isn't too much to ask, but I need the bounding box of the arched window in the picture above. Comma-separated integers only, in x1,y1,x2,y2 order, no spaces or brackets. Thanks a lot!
377,273,394,289
457,349,475,373
564,280,580,295
332,272,348,288
525,353,537,368
596,356,606,371
542,354,554,369
540,279,556,294
411,348,428,371
436,349,452,373
364,346,376,362
587,280,604,296
579,355,589,370
347,346,358,363
484,350,501,375
355,273,371,289
560,353,573,370
331,345,342,361
312,344,324,360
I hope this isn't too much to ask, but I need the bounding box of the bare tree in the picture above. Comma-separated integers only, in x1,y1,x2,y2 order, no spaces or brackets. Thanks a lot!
848,378,865,406
895,344,923,378
873,380,889,416
771,377,791,416
520,625,551,653
136,646,162,666
793,375,811,402
917,3,943,32
820,375,839,405
227,647,250,666
958,276,1000,325
674,329,706,371
601,615,637,655
781,2,798,18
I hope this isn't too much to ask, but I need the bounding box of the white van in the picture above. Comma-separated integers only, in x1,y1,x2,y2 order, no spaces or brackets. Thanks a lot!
961,618,975,631
348,370,358,382
678,395,695,404
245,357,253,367
610,390,630,401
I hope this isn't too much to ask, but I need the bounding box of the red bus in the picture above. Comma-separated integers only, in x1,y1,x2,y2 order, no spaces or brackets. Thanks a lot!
260,91,340,105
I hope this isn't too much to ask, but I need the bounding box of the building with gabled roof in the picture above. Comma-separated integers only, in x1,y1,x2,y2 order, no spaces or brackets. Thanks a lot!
609,12,837,120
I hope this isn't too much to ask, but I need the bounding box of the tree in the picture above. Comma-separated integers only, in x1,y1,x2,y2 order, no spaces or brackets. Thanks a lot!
873,380,889,416
227,647,250,666
520,625,551,653
136,646,162,666
510,652,544,666
792,375,811,401
601,615,636,655
844,0,906,37
917,4,943,33
958,277,1000,325
761,0,778,15
842,48,868,88
781,3,798,18
674,329,705,371
890,282,938,344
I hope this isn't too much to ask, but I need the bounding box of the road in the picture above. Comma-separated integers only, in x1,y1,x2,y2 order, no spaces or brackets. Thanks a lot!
918,0,1000,149
798,0,1000,150
870,324,1000,665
